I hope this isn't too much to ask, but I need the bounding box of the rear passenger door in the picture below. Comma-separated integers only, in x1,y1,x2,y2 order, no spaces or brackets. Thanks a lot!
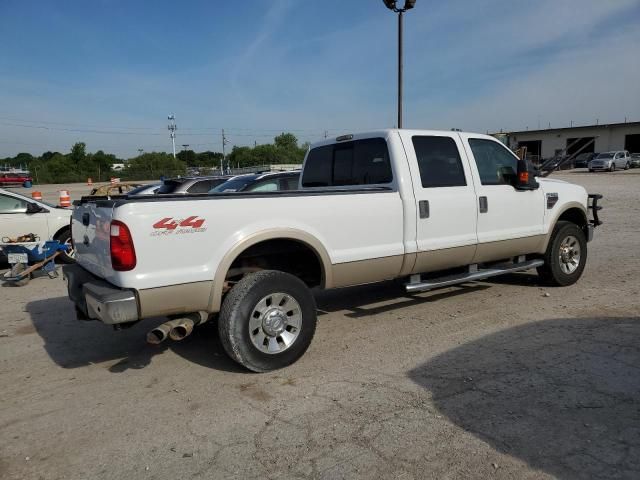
399,131,478,273
460,134,545,261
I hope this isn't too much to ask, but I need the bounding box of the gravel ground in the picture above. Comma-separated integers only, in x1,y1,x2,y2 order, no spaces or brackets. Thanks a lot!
1,170,639,479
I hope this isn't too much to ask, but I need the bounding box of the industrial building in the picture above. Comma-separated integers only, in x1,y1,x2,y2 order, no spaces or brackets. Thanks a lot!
495,121,640,161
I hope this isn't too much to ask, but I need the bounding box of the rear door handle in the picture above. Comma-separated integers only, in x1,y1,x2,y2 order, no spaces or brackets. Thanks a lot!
479,196,488,213
419,200,429,219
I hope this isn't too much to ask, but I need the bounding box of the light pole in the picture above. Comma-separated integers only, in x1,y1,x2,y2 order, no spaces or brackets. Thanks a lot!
382,0,416,129
167,114,177,158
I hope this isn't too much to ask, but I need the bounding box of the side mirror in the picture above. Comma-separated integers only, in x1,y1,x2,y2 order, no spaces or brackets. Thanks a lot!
26,202,43,214
514,158,539,190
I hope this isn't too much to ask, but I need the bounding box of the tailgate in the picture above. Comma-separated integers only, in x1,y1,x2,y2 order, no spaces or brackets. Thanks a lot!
71,200,115,280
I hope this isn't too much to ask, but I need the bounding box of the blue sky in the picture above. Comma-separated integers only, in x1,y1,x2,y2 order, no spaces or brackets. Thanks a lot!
1,0,639,157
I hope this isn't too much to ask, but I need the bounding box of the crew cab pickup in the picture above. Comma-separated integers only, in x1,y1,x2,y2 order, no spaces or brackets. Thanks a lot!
63,130,602,371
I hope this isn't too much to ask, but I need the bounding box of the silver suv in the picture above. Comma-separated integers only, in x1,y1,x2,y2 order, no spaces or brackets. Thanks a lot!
589,151,630,172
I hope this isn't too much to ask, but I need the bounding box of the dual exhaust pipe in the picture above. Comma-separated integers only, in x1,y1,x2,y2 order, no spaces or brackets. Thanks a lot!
146,313,204,345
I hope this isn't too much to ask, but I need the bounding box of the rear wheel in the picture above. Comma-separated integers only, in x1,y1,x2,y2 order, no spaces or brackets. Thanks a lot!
54,229,75,264
537,221,587,286
609,163,615,172
218,270,317,372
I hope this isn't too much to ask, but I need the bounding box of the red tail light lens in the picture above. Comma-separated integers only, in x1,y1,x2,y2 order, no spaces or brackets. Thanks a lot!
110,220,136,271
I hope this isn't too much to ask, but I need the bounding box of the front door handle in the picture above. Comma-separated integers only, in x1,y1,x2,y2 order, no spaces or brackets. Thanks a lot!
479,196,488,213
419,200,429,219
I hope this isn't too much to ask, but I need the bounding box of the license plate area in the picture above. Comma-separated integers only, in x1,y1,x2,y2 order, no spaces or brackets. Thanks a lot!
8,252,29,264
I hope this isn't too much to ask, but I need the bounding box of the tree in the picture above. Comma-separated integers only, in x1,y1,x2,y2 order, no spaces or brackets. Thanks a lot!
176,149,197,166
69,142,86,165
274,132,298,150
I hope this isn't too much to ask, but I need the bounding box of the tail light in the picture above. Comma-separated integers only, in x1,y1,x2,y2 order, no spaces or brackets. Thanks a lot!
110,220,136,271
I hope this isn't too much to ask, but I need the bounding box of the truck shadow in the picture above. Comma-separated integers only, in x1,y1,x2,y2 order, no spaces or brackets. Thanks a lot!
408,316,640,479
314,280,491,318
25,297,244,373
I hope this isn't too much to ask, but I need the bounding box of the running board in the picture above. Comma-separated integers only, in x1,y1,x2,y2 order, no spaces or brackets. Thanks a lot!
405,259,544,293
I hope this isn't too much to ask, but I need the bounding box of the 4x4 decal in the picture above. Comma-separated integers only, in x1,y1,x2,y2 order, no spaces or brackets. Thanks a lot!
151,216,206,236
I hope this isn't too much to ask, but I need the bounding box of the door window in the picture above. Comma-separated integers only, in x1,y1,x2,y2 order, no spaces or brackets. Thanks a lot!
412,136,466,188
0,194,28,213
468,138,518,185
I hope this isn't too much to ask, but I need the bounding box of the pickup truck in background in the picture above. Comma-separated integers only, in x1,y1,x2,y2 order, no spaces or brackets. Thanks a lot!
63,129,602,372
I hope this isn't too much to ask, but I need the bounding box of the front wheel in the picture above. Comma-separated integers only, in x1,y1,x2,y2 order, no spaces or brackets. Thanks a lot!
537,221,587,286
625,162,630,170
218,270,317,372
609,163,615,172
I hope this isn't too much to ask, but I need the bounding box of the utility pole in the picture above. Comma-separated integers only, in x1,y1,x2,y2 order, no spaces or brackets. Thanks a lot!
168,114,177,158
221,129,228,174
324,130,328,139
137,148,143,156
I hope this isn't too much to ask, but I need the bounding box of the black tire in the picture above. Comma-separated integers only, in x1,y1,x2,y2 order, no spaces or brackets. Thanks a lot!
609,163,615,172
54,229,76,264
625,162,630,170
218,270,317,372
537,221,587,286
588,169,594,173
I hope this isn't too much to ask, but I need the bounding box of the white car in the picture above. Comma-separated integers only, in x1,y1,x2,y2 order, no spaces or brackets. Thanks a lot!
0,188,75,263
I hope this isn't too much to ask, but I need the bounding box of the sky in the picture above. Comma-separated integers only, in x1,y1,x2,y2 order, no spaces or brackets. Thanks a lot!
1,0,639,158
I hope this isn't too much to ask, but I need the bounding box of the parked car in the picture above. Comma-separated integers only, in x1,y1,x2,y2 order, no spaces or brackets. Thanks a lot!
630,153,640,168
127,183,162,196
0,188,75,263
574,152,598,168
210,171,301,193
589,151,631,172
89,182,144,196
65,129,601,372
157,176,229,194
0,167,32,188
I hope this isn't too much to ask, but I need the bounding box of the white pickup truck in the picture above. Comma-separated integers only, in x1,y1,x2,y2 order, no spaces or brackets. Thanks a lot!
63,129,602,371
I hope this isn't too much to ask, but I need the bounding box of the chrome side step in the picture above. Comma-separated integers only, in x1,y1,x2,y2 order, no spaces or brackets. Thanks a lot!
405,259,544,293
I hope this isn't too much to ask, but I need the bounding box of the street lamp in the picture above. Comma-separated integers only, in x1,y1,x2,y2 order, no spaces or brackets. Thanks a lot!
382,0,417,129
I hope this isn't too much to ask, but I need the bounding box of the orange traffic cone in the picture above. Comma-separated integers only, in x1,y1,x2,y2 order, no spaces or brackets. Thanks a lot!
59,190,71,207
87,177,93,186
31,191,43,201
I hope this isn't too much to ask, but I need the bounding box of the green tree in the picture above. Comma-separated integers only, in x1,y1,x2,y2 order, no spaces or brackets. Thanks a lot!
69,142,86,165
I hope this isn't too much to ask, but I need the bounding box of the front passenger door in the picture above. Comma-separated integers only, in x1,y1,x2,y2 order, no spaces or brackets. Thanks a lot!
461,135,545,263
0,193,49,241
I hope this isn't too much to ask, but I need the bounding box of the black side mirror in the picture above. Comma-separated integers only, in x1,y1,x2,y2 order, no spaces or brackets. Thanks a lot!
515,158,539,190
26,202,43,214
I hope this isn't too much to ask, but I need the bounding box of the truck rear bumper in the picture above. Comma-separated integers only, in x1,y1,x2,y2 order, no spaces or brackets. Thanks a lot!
62,264,139,325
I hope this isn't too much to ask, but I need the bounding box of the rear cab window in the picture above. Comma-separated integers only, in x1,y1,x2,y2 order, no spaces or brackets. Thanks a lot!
301,138,393,188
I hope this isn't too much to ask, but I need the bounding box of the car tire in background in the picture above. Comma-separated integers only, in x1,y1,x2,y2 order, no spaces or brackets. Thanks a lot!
609,163,615,172
537,221,587,287
625,162,630,170
54,229,76,264
218,270,317,372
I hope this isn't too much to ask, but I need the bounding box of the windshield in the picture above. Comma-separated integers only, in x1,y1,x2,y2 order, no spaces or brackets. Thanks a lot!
210,175,258,193
596,152,615,159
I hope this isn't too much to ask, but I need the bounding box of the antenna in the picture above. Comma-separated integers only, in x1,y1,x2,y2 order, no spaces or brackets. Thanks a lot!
167,114,177,158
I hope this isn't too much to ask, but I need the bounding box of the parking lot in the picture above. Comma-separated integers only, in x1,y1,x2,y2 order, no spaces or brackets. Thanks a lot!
1,170,639,479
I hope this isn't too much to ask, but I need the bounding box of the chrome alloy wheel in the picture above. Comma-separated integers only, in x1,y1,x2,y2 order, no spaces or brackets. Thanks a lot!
559,235,581,274
249,293,302,354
